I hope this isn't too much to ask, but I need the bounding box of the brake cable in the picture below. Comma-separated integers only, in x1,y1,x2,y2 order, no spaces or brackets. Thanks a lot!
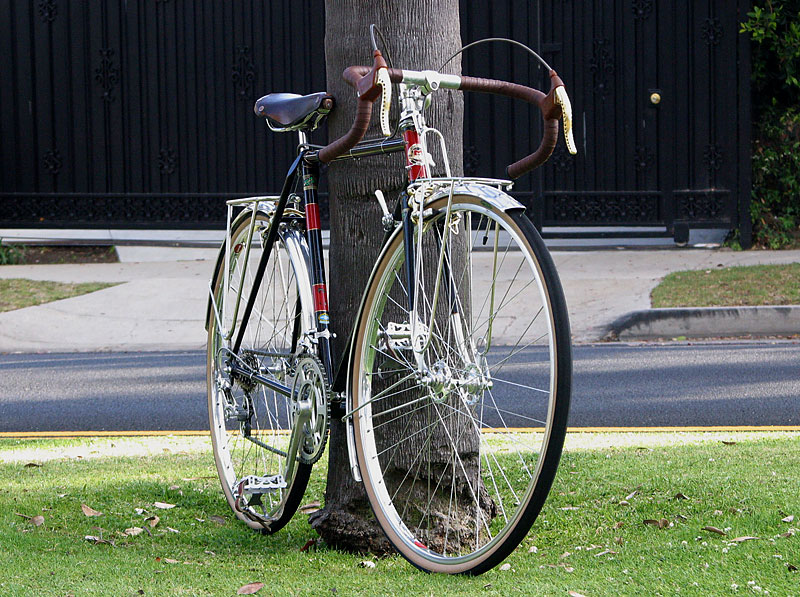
439,37,553,73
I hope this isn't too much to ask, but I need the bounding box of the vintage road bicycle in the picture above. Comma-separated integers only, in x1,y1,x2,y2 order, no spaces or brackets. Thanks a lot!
206,27,577,575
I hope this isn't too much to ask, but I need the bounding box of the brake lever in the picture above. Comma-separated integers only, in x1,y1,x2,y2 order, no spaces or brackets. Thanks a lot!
377,66,392,137
554,86,577,155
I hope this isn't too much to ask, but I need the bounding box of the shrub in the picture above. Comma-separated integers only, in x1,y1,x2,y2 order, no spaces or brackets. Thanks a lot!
741,1,800,248
0,239,23,265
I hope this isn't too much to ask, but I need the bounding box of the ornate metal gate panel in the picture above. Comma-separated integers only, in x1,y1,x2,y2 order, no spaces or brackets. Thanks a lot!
461,0,752,244
0,0,326,229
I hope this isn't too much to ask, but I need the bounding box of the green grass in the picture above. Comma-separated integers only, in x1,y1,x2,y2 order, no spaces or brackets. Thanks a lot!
1,433,799,596
0,279,116,312
651,263,800,308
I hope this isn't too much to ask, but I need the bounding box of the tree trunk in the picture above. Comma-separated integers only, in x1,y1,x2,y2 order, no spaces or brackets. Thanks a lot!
309,0,466,553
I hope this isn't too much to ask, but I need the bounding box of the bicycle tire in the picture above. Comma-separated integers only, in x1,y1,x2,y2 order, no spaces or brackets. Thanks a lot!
207,210,312,533
350,193,571,574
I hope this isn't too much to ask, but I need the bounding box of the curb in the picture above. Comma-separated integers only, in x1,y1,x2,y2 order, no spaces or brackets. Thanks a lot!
604,305,800,340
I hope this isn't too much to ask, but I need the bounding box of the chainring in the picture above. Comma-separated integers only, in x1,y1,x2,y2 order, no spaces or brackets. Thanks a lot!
290,353,330,465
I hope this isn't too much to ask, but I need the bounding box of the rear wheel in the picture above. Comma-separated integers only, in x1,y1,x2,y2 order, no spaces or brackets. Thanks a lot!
351,194,571,574
207,210,313,533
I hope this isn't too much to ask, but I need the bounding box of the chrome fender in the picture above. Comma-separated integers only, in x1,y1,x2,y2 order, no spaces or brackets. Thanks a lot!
206,209,316,347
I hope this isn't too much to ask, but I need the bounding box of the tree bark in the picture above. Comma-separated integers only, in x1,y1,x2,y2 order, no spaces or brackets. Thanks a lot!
309,0,465,553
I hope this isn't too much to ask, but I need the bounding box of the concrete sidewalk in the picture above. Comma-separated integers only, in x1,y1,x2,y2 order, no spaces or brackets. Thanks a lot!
1,246,799,353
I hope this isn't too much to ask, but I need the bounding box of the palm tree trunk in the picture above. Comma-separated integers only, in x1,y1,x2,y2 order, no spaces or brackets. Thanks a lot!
309,0,465,553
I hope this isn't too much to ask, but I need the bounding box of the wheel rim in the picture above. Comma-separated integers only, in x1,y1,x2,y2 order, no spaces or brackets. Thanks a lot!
353,198,565,570
207,216,307,526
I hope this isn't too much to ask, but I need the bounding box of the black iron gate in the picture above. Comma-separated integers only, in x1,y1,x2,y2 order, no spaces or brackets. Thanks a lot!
0,0,327,229
0,1,751,244
461,0,752,244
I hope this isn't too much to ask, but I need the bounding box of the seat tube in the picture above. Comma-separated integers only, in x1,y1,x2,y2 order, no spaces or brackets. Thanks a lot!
301,159,333,383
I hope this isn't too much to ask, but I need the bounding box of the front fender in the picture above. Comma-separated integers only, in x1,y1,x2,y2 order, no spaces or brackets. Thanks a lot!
427,182,526,213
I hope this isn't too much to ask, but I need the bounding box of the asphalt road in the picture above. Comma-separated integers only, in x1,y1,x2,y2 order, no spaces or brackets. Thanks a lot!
1,342,798,433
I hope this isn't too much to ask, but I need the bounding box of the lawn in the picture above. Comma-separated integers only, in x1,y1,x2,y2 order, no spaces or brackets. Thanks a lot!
651,263,800,308
2,432,798,596
0,279,116,313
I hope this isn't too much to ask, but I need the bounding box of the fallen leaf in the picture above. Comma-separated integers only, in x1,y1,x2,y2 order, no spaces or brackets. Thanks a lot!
568,592,587,597
702,526,727,536
644,519,671,529
613,522,625,529
145,516,160,528
163,558,179,564
729,508,742,514
168,485,180,491
135,508,146,515
614,537,624,545
166,527,180,534
788,564,798,572
483,584,492,589
673,493,689,500
618,500,630,507
299,539,318,552
782,515,795,523
358,560,376,568
528,545,538,553
24,462,42,468
299,501,321,514
625,490,638,501
237,582,264,595
124,527,143,537
81,504,103,517
499,563,512,571
14,512,32,520
153,502,175,510
204,550,216,556
595,549,618,557
208,515,226,525
560,506,580,511
780,531,795,539
729,536,759,543
721,440,737,445
713,510,724,516
31,515,45,527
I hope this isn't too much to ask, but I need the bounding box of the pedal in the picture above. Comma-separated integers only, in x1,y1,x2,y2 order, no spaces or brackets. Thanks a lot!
235,476,286,512
380,322,413,351
239,474,287,494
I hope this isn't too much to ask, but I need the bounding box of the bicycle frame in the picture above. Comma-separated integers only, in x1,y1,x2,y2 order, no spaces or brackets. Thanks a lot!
207,133,407,405
207,85,525,414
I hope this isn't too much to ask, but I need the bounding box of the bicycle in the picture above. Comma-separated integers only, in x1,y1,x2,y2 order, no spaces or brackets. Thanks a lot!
206,27,576,575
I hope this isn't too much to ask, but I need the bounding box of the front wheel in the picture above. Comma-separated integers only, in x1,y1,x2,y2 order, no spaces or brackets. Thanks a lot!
350,194,571,574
